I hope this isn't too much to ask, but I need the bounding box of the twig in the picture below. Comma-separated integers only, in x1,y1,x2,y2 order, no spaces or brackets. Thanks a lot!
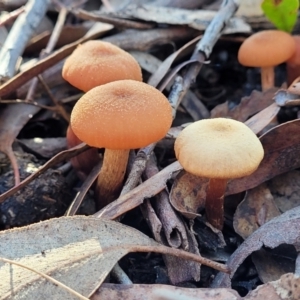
110,263,133,284
0,0,50,82
37,75,70,121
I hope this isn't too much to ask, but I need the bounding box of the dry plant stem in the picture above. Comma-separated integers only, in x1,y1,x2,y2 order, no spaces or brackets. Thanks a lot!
205,178,228,230
96,149,130,209
0,0,50,81
261,66,274,91
131,245,229,273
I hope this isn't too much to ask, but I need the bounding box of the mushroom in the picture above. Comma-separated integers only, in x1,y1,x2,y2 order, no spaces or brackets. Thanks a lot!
71,80,173,209
62,40,143,92
174,118,264,230
238,30,296,91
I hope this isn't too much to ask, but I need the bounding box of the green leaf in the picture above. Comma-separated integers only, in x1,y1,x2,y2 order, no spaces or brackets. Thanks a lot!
261,0,299,32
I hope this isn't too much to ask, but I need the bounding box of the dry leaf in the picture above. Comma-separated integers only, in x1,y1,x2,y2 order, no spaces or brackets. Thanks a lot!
212,206,300,288
92,273,300,300
228,119,300,195
170,171,207,219
94,161,183,220
270,171,300,212
113,5,251,33
0,216,226,298
92,283,240,300
211,88,278,122
233,183,280,239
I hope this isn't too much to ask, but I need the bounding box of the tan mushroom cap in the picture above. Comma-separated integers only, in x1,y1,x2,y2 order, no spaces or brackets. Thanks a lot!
238,30,296,67
174,118,264,179
62,40,142,92
71,80,173,150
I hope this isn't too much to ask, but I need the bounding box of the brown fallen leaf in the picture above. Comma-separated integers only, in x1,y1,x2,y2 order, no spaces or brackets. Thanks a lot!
212,206,300,288
169,170,207,219
92,273,300,300
0,216,227,298
228,119,300,195
92,283,240,300
269,170,300,212
211,88,278,121
233,183,280,240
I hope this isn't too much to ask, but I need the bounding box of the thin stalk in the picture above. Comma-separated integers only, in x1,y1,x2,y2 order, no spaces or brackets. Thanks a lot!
95,149,129,209
205,178,228,230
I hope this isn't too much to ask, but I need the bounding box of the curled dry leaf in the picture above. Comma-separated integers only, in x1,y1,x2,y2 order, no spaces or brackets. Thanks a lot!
0,216,227,298
169,170,207,219
212,206,300,288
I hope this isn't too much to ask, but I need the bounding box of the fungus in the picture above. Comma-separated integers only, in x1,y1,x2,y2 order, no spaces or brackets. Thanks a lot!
238,30,295,91
62,40,142,92
71,80,173,209
174,118,264,230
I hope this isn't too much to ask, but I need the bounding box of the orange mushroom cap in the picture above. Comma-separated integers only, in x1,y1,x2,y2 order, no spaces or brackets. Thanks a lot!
62,41,143,92
70,80,173,150
238,30,296,67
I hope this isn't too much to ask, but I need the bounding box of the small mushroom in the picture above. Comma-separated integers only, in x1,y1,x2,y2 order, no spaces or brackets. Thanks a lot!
71,80,173,209
62,40,143,92
174,118,264,230
238,30,296,91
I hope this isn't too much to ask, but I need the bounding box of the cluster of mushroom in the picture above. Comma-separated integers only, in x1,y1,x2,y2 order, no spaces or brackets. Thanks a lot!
63,39,266,230
63,41,173,208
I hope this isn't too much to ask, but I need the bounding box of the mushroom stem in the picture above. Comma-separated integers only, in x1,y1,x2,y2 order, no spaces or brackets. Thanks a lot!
95,149,130,209
261,66,274,91
205,178,228,230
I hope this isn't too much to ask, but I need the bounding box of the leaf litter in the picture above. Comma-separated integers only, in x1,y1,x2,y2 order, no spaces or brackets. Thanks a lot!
0,0,300,299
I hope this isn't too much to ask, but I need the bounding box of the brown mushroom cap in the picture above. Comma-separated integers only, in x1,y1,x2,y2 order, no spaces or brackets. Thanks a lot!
71,80,173,149
174,118,264,179
62,41,142,92
238,30,296,67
